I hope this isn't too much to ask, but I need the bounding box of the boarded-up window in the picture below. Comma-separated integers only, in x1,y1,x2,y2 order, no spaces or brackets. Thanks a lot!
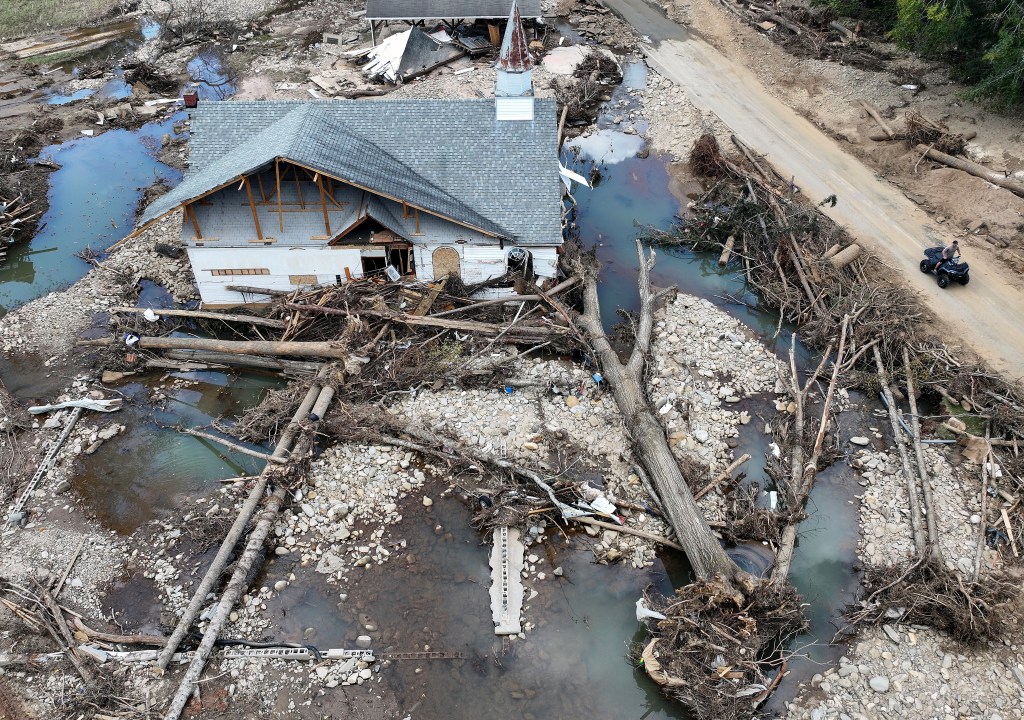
210,268,269,276
431,247,461,280
288,274,318,285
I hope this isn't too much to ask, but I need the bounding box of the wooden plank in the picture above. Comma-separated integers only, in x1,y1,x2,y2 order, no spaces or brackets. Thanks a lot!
185,204,202,239
275,159,283,233
316,175,332,236
243,176,263,240
412,278,447,316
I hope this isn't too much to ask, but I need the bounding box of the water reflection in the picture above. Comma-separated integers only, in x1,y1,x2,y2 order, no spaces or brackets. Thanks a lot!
0,117,183,315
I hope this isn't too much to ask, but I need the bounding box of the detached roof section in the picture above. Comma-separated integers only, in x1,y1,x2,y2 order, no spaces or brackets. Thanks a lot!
364,0,542,21
143,99,562,246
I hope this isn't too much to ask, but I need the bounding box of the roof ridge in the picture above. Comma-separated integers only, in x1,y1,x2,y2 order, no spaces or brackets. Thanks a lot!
287,107,515,238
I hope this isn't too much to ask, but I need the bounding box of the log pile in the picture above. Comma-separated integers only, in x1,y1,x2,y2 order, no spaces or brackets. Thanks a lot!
83,276,586,401
716,0,888,71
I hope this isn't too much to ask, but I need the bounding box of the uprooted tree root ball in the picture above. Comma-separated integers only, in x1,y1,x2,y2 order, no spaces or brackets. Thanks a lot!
688,133,724,178
843,559,1021,644
632,578,808,720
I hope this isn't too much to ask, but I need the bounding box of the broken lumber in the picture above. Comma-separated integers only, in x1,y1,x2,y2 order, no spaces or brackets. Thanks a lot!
914,145,1024,199
79,335,349,359
156,384,322,670
225,285,290,297
718,235,736,266
868,130,976,143
861,101,896,139
110,306,287,329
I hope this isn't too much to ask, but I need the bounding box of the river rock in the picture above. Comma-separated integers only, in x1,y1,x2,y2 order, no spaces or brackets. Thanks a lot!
850,436,870,446
869,676,890,692
422,496,433,507
356,635,372,648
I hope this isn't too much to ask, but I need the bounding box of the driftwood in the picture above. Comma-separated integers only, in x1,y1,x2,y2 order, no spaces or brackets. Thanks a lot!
718,235,736,266
162,387,333,720
874,345,927,555
914,145,1024,199
156,383,322,670
575,241,743,583
828,243,861,269
694,454,750,501
285,303,566,339
868,130,976,143
159,349,323,374
829,20,857,41
861,101,896,139
79,335,349,359
73,617,167,647
772,317,846,583
903,347,942,560
110,306,287,329
178,427,284,464
574,516,685,552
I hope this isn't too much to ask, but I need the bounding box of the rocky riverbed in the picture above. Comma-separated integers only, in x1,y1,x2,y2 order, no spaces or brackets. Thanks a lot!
784,424,1024,719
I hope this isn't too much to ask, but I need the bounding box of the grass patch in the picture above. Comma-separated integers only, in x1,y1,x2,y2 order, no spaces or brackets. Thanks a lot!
20,47,94,65
0,0,115,41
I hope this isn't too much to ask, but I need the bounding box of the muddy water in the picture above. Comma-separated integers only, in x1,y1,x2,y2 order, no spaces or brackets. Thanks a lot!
264,494,688,719
0,118,183,315
72,364,280,533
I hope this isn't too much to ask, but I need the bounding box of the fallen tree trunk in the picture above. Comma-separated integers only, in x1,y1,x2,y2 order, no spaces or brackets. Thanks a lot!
574,240,743,583
79,335,349,359
160,349,324,374
156,383,322,670
828,243,862,269
914,144,1024,198
868,130,976,142
285,303,565,338
874,345,927,556
861,101,896,139
110,306,287,329
903,347,942,561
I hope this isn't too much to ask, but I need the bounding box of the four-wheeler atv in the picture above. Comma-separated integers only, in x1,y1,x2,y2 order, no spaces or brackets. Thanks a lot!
920,247,970,288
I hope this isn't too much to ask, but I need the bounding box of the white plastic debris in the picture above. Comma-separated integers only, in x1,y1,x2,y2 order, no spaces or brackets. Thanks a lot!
635,598,667,622
143,308,160,322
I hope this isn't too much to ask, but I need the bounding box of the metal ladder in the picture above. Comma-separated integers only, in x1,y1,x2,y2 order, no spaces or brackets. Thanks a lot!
4,406,83,531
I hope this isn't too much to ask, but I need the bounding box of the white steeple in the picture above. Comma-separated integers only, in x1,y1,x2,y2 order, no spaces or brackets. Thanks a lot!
495,1,534,121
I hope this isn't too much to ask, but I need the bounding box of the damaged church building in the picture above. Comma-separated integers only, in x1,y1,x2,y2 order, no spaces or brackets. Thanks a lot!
131,5,563,308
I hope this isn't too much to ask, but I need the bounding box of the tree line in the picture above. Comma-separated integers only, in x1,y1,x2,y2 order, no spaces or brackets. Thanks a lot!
820,0,1024,107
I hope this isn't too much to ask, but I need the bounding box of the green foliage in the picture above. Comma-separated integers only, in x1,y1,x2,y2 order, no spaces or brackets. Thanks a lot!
813,0,1024,107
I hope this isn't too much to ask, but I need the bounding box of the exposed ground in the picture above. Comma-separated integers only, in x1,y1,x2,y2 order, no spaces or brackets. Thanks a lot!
2,0,1024,719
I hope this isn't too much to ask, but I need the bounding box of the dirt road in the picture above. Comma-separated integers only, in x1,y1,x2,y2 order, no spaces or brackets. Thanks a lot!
602,0,1024,381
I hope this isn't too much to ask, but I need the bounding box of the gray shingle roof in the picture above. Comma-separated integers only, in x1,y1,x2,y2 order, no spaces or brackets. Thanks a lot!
365,0,542,20
143,99,562,245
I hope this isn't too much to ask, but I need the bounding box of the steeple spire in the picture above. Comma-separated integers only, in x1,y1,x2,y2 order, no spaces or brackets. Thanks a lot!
495,1,535,121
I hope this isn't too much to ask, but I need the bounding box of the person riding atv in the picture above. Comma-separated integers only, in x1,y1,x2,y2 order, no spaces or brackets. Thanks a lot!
935,240,960,270
921,242,970,288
